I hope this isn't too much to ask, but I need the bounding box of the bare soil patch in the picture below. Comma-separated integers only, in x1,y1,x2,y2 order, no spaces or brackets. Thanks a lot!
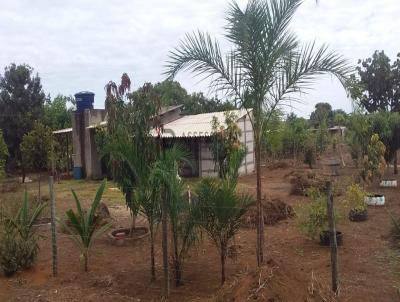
1,154,400,301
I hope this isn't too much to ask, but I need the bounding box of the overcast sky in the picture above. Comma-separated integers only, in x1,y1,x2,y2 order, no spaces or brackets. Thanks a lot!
1,0,399,117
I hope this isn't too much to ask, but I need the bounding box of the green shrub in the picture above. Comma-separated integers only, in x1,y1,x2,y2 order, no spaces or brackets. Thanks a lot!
0,224,39,276
361,134,386,184
0,191,44,276
297,187,341,240
304,136,316,169
343,184,367,212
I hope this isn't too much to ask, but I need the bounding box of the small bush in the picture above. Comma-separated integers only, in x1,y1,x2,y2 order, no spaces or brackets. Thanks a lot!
0,192,44,276
303,138,316,169
343,184,367,212
296,187,341,240
0,224,39,276
361,134,386,184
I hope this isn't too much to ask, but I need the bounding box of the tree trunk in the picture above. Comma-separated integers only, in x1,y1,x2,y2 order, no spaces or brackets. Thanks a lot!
174,259,182,287
22,166,26,183
220,244,226,285
394,150,398,175
150,229,156,281
255,133,264,267
126,190,136,235
83,249,89,272
38,172,41,202
173,230,182,286
130,215,136,233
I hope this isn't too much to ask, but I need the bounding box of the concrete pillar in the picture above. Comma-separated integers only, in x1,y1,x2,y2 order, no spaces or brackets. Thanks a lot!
83,109,105,180
72,112,85,179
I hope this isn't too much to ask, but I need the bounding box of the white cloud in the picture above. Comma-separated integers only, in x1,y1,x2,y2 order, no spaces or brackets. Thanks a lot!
0,0,399,117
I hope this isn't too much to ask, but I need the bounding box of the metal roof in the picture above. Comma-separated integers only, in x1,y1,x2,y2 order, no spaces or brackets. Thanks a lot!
158,109,251,138
84,108,252,138
52,128,72,134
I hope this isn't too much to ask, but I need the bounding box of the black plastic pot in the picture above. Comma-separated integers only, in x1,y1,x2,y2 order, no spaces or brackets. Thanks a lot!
3,270,16,277
349,208,368,222
319,230,343,246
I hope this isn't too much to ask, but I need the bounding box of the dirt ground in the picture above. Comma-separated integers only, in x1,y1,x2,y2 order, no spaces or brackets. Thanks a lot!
1,148,400,301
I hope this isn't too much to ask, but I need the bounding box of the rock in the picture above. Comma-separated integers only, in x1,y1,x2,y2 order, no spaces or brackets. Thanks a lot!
96,202,111,219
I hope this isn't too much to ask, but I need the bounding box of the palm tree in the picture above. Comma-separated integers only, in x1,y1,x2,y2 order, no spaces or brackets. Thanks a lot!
165,0,351,266
151,145,196,286
62,180,111,272
101,128,141,232
195,178,254,284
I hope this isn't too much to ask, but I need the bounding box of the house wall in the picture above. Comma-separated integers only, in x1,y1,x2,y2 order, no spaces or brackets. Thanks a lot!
238,113,255,175
199,111,255,177
199,139,218,177
84,109,106,179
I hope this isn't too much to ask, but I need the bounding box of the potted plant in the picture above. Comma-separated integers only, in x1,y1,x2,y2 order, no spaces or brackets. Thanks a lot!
343,184,368,222
297,187,343,246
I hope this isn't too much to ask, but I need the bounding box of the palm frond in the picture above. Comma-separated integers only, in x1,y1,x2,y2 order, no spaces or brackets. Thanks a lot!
165,31,245,102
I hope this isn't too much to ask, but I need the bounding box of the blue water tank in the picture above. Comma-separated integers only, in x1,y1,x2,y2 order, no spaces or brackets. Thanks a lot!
75,91,95,112
73,167,83,180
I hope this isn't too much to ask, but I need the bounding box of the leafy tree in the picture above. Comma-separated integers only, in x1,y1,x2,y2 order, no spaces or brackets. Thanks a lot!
0,130,8,178
351,51,400,112
262,109,284,159
152,80,235,114
333,110,347,126
20,122,52,200
309,102,333,128
183,92,235,115
210,111,245,178
43,94,73,130
346,112,372,167
0,64,45,169
62,181,111,272
369,111,400,174
316,117,329,153
50,139,70,183
102,76,162,281
165,0,349,266
361,134,386,184
154,80,188,106
283,115,309,162
304,134,317,169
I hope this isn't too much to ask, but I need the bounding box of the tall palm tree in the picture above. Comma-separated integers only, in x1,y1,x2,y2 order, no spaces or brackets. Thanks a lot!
165,0,351,266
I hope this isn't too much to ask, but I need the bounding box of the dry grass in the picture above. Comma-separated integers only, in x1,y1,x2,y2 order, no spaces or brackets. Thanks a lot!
0,177,125,219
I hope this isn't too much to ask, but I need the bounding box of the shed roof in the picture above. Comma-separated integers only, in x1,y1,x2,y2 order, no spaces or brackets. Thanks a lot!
52,128,72,134
158,109,251,138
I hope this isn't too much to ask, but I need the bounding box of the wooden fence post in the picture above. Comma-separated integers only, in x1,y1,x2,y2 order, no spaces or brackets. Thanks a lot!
49,176,58,277
326,181,338,294
161,192,170,298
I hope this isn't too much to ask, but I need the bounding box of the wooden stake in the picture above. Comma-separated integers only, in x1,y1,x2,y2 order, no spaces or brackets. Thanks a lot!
161,191,169,298
326,181,338,294
49,176,58,277
160,138,170,298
